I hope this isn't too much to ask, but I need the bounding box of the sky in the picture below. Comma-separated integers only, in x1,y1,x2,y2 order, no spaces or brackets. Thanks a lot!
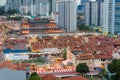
0,0,6,6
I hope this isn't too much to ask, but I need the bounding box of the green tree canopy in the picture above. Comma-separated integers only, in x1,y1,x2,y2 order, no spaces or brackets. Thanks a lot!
78,23,91,31
62,48,67,60
29,72,41,80
76,63,89,75
0,6,5,15
6,9,19,15
27,11,31,15
108,59,120,80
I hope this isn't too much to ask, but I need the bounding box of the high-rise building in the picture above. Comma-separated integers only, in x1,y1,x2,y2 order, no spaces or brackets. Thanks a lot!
83,0,120,34
20,0,32,6
102,0,120,35
111,0,120,34
102,0,111,35
52,0,56,13
6,0,33,12
6,0,56,17
6,0,21,11
84,0,103,26
81,0,95,2
30,0,49,17
19,6,29,15
58,0,77,32
83,0,111,34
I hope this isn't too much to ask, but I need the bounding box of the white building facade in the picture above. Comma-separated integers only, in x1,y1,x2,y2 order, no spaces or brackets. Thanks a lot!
30,2,49,17
102,0,120,35
58,0,77,32
83,0,120,35
19,6,29,15
102,0,111,35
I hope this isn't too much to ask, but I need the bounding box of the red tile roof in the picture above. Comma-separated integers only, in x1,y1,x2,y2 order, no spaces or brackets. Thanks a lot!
0,60,18,70
15,62,31,70
77,53,94,60
94,53,112,59
0,60,31,71
62,76,88,80
41,74,58,80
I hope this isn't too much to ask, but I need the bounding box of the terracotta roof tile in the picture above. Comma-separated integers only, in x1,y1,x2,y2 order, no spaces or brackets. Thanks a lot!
77,53,94,60
41,74,58,80
62,76,88,80
0,60,18,70
94,53,112,59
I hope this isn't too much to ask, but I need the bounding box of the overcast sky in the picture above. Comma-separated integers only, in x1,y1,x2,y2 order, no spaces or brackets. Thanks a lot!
0,0,6,6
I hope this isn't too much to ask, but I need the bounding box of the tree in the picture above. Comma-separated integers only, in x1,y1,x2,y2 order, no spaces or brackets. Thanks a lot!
108,59,120,80
29,72,41,80
33,56,47,63
27,11,31,15
6,9,19,15
8,16,23,21
0,6,5,15
98,68,109,79
76,63,89,76
78,23,91,31
62,48,67,60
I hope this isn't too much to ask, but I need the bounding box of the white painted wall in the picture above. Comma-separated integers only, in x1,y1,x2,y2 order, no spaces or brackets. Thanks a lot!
94,59,101,67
